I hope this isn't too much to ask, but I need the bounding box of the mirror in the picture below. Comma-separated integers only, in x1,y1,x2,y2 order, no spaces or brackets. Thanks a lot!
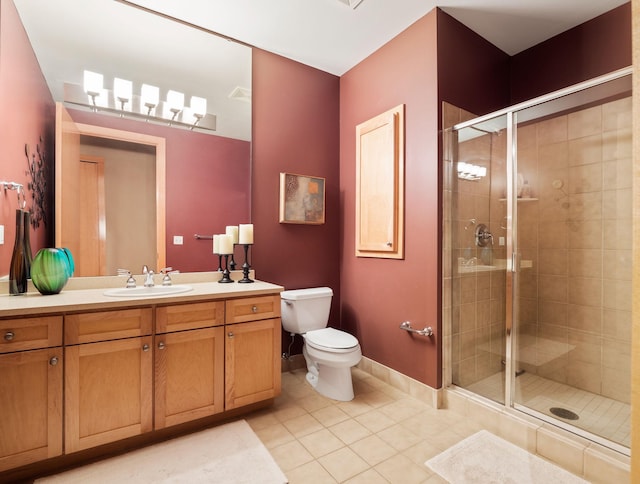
14,0,252,275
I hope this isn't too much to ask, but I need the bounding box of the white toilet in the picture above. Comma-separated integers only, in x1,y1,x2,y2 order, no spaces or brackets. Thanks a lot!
280,287,362,401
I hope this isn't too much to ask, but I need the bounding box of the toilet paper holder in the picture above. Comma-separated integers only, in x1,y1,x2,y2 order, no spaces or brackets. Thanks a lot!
399,321,433,337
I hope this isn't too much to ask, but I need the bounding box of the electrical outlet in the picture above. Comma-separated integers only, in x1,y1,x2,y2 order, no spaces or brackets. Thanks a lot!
173,235,183,245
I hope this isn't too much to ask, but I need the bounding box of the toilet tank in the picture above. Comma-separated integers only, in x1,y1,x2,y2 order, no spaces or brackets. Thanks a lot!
280,287,333,334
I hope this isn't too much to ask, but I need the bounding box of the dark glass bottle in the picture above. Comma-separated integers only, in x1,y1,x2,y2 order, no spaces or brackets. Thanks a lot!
9,209,27,295
23,210,33,279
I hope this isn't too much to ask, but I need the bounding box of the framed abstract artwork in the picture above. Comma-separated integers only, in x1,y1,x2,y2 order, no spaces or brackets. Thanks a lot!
279,172,325,224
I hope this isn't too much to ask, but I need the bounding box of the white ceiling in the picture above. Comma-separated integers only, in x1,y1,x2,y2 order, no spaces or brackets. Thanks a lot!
122,0,628,75
13,0,628,140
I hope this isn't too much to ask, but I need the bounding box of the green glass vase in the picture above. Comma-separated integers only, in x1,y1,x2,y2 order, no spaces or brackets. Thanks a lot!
31,248,73,295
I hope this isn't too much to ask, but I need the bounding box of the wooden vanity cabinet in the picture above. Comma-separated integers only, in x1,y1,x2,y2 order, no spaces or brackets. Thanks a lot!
64,309,153,453
0,316,63,472
154,301,225,429
225,296,281,409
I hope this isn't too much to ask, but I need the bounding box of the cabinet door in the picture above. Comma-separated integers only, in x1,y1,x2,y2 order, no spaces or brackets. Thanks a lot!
0,347,63,472
225,318,281,409
355,104,404,259
65,336,153,453
154,327,225,429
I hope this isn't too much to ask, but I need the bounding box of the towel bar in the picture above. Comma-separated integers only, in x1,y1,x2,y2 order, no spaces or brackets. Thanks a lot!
399,321,433,337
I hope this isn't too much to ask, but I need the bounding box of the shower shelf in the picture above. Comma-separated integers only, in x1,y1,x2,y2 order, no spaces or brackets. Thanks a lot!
498,198,538,202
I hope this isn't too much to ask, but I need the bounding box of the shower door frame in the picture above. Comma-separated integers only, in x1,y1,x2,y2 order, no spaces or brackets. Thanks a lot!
446,66,633,455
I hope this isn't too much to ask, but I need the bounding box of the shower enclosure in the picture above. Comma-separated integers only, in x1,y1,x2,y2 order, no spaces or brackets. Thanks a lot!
442,68,632,454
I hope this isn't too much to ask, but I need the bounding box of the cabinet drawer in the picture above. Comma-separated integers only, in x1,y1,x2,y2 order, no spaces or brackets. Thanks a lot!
65,308,153,344
225,295,280,324
0,316,62,353
156,301,225,333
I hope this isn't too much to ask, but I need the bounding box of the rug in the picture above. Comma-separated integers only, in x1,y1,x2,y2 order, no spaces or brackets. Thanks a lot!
425,430,588,484
36,420,288,483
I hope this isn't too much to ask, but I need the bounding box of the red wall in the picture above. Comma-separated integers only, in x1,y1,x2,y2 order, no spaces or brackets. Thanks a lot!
510,3,631,103
0,0,55,274
340,12,440,385
251,51,341,291
68,109,250,273
251,49,341,343
437,9,511,117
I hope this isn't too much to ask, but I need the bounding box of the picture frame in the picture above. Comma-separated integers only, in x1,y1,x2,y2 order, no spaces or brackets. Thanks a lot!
279,172,325,224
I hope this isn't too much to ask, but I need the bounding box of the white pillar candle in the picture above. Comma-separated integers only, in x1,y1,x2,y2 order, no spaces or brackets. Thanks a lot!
225,225,239,244
238,224,254,244
213,234,220,254
218,234,234,255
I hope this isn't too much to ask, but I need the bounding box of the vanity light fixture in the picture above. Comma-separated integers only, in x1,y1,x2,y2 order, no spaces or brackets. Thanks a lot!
113,78,132,111
83,70,103,108
190,96,207,127
65,73,217,133
457,162,487,181
141,83,160,116
166,90,184,120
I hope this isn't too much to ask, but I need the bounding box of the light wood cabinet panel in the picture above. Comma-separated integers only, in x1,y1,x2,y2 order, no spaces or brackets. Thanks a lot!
154,327,225,429
225,295,280,324
65,336,153,453
0,316,62,354
225,318,281,410
355,104,405,259
156,301,224,333
0,347,63,472
65,308,152,344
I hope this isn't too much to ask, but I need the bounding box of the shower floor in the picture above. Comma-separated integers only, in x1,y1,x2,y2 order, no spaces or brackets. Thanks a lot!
465,371,630,448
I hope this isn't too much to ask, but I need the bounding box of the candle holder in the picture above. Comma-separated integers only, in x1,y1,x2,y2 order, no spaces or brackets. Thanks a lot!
218,254,234,283
216,254,222,272
238,244,254,283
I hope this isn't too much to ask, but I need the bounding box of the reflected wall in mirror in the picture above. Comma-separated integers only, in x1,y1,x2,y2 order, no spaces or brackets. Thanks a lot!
12,0,252,276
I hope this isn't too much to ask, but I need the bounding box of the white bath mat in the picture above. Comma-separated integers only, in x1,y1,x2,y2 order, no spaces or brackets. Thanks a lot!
425,430,588,484
36,419,288,483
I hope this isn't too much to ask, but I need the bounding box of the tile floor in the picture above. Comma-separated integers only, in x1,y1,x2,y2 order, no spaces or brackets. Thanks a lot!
245,367,507,483
466,371,631,448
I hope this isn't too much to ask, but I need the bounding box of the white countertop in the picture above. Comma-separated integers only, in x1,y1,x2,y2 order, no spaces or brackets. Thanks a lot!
0,271,284,318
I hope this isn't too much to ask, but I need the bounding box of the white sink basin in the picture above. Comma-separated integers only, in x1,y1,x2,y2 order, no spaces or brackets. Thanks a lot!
103,285,193,297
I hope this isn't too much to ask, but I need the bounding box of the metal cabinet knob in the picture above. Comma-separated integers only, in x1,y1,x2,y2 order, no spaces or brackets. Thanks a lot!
227,332,234,338
49,356,58,366
157,341,165,350
251,305,258,313
142,344,150,352
4,331,14,341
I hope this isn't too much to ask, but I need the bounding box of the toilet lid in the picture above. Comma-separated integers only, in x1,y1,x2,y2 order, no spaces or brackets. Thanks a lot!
305,328,358,350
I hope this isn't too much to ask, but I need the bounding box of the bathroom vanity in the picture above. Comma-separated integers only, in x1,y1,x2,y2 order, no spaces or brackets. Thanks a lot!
0,273,283,479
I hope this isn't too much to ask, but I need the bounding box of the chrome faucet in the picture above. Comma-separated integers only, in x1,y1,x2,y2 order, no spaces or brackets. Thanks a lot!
160,267,174,286
142,265,155,287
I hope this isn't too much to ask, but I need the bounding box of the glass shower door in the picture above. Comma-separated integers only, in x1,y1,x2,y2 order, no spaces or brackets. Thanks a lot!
449,114,510,406
510,85,632,450
446,68,632,452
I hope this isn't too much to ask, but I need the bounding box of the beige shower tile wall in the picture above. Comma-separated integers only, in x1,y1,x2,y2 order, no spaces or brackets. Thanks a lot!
521,97,632,403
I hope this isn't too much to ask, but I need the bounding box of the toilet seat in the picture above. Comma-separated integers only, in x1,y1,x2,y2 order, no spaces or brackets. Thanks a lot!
305,327,359,353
